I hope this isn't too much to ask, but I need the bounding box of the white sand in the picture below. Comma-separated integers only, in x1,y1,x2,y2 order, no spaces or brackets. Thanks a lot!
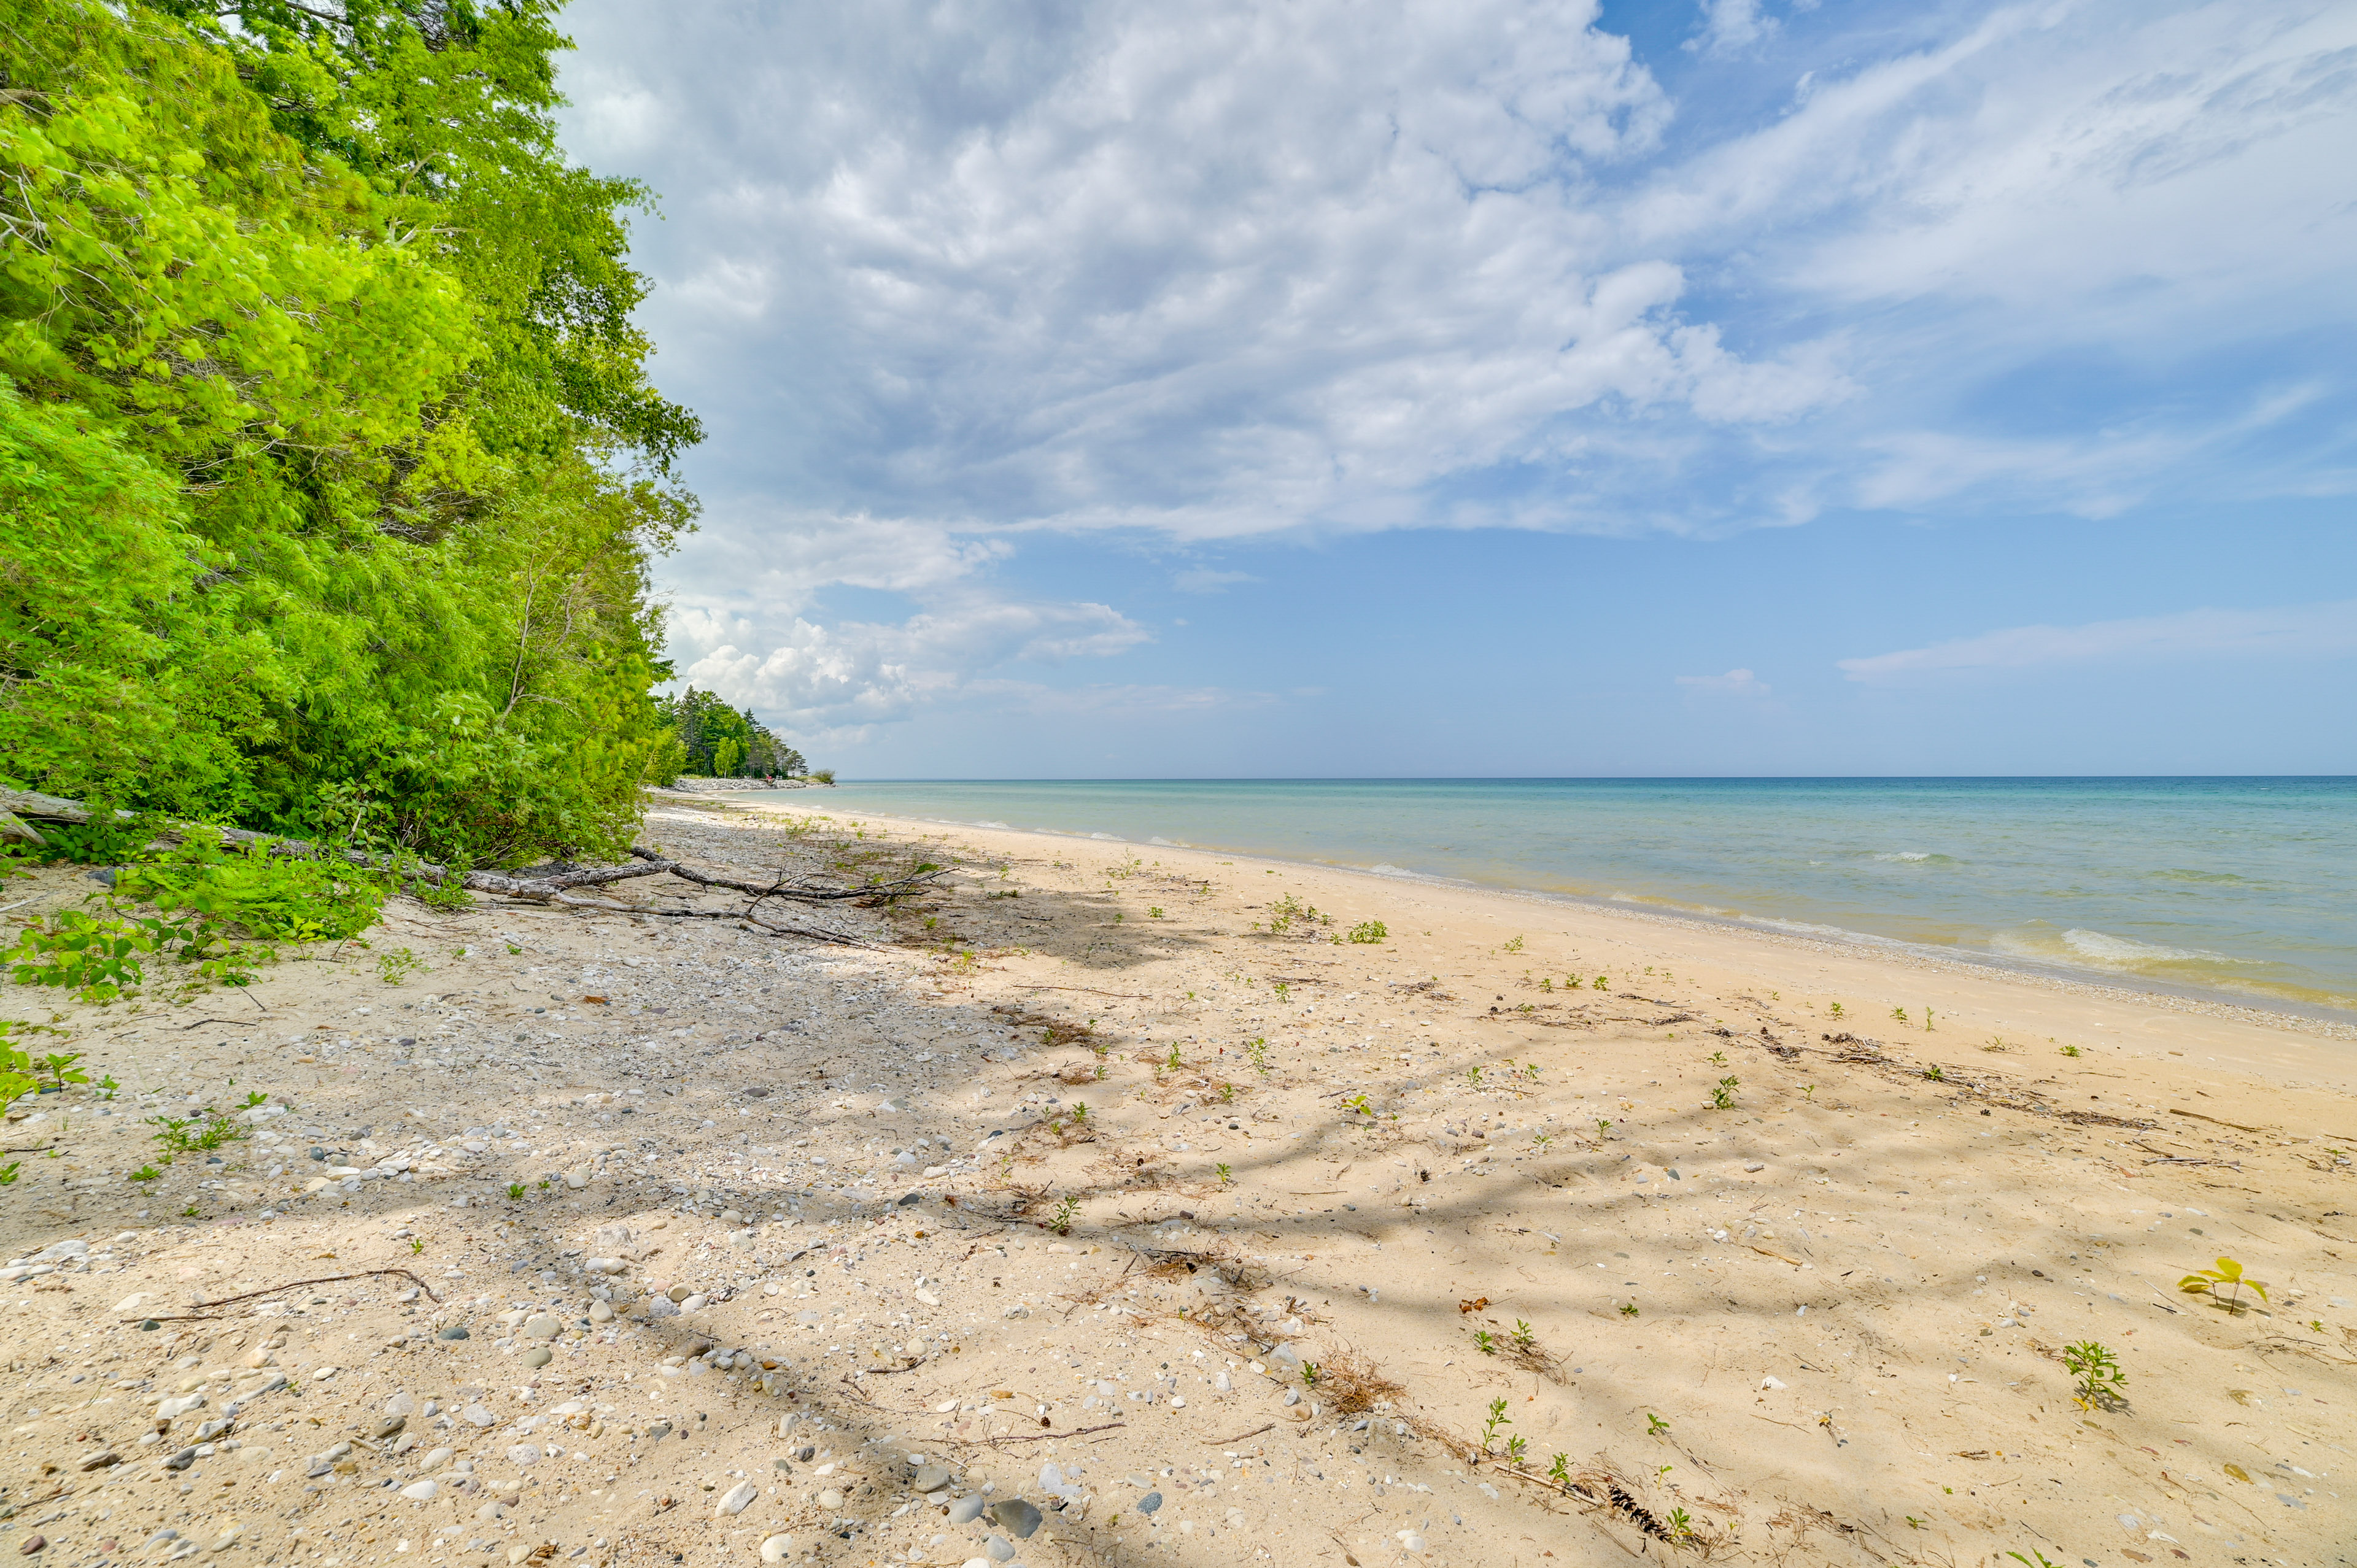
1,792,2350,1568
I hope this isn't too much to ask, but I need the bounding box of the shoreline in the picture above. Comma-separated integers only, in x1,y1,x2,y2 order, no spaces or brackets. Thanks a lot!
764,797,2357,1038
4,796,2353,1566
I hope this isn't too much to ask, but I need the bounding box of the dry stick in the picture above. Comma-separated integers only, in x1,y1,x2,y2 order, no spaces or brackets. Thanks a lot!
977,1421,1126,1446
124,1267,440,1322
1015,986,1150,999
1203,1423,1276,1446
627,846,948,903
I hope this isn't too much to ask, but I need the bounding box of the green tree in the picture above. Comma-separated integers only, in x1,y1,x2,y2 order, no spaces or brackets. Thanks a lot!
0,0,700,865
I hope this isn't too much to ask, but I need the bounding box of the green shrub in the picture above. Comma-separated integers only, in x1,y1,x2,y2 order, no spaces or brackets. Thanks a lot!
1347,920,1387,944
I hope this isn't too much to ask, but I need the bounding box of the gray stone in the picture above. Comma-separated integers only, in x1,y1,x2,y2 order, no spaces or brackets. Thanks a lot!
911,1464,952,1493
438,1326,470,1340
983,1537,1015,1563
524,1315,561,1338
991,1498,1043,1539
1136,1491,1162,1515
371,1415,406,1440
519,1347,552,1369
948,1494,985,1524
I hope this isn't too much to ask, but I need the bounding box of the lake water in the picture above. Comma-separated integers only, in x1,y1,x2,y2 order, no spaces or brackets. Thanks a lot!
737,778,2357,1014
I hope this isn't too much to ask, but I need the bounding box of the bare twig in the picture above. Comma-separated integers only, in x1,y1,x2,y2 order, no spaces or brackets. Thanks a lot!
976,1421,1126,1446
1204,1423,1276,1446
123,1267,439,1322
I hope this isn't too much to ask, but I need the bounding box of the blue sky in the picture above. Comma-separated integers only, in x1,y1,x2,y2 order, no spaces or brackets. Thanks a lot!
554,0,2357,776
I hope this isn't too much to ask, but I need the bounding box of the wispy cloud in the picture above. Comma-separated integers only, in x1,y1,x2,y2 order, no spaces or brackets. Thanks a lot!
1837,600,2357,684
1675,667,1772,695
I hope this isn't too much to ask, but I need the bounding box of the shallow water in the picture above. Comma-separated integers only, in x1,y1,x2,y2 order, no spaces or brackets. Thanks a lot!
741,778,2357,1013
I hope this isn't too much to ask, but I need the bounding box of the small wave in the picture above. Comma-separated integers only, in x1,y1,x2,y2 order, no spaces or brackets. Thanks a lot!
1871,851,1955,864
1088,832,1126,841
2146,867,2260,886
1150,837,1177,846
1366,863,1417,878
2061,928,2255,967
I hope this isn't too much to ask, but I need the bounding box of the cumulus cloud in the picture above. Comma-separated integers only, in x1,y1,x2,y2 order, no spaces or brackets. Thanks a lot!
1675,667,1773,695
546,0,2357,740
560,0,1864,546
1686,0,1780,59
1836,600,2357,684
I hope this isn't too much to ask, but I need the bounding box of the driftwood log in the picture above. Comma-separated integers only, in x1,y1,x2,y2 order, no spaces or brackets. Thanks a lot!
0,788,944,947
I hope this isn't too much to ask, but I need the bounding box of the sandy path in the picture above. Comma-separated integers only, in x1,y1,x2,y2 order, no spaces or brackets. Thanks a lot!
1,792,2351,1568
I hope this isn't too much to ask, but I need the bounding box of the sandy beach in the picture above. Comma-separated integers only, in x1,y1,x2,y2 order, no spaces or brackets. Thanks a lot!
3,792,2352,1568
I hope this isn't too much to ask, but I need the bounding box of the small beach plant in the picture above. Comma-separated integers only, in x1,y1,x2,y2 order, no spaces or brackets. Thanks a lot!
2179,1256,2267,1312
1711,1075,1739,1109
2059,1044,2081,1057
1474,1329,1497,1355
1891,1007,1908,1024
1480,1397,1511,1453
1347,920,1387,944
1546,1453,1571,1490
1646,1412,1669,1437
2062,1339,2125,1409
1050,1195,1080,1235
1922,1065,1945,1081
1827,1002,1844,1019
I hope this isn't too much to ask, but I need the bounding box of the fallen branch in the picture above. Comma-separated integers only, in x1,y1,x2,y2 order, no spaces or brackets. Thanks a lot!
0,789,943,914
2170,1108,2266,1134
1202,1423,1275,1446
977,1421,1126,1446
625,846,947,903
124,1267,439,1322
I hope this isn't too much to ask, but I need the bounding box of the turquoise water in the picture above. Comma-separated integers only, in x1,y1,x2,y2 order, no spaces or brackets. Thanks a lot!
745,779,2357,1013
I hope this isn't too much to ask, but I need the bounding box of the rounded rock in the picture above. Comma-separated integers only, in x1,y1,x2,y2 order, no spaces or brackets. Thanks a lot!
438,1326,470,1341
1136,1491,1162,1515
990,1498,1043,1540
667,1284,694,1304
400,1480,438,1501
757,1537,794,1564
983,1537,1015,1564
524,1315,561,1339
947,1494,985,1524
520,1347,552,1369
817,1489,843,1510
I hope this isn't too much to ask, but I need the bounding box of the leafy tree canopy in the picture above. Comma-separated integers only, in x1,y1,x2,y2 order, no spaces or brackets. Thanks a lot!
0,0,702,865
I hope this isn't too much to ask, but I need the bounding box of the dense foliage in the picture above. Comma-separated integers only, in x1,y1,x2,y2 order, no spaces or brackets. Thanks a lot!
653,687,803,782
0,0,700,865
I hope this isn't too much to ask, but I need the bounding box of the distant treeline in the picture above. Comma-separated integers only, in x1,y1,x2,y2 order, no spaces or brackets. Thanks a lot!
652,689,808,782
1,0,701,866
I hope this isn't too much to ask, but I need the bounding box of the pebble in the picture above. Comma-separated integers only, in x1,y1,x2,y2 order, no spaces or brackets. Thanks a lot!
668,1284,695,1303
463,1405,497,1428
983,1537,1015,1564
948,1495,986,1524
818,1489,844,1510
991,1499,1043,1540
438,1326,470,1340
589,1302,615,1323
525,1315,562,1338
757,1536,794,1563
911,1464,952,1493
505,1445,541,1467
520,1347,552,1369
716,1481,758,1516
400,1480,438,1501
1136,1491,1163,1515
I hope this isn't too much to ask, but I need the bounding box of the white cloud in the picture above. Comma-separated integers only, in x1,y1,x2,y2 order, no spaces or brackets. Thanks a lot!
1675,667,1772,695
1837,600,2357,683
1686,0,1779,59
560,0,1861,544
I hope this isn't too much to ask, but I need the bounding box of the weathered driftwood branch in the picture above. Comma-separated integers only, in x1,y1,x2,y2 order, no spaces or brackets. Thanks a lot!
0,788,942,938
624,845,944,902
